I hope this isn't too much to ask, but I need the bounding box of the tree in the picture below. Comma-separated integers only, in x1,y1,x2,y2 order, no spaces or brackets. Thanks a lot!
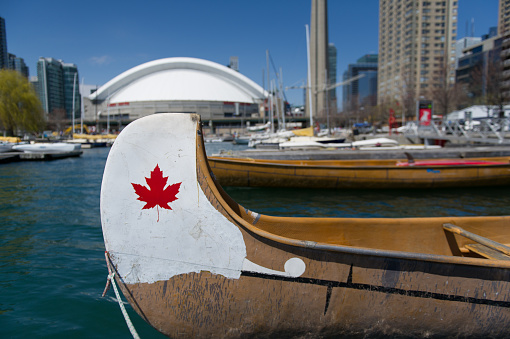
484,58,507,116
0,69,45,136
467,52,508,116
47,107,67,132
427,63,463,115
399,71,417,124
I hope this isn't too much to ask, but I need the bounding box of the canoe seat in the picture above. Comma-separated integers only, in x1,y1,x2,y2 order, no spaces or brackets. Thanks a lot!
465,243,510,260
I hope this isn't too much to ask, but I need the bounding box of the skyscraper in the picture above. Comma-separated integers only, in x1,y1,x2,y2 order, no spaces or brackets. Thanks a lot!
37,57,80,120
308,0,330,121
499,0,510,35
377,0,458,110
0,17,8,70
328,43,338,105
343,54,378,111
8,54,29,78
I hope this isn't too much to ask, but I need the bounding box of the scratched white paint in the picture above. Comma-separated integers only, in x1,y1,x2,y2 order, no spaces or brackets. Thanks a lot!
101,113,247,284
243,258,306,278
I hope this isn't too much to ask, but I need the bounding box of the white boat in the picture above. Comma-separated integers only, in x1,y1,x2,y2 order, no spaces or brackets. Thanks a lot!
12,142,81,153
279,137,399,150
246,121,270,132
0,143,14,153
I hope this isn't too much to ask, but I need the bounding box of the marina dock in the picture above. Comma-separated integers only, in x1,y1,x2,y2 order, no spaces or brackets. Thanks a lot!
0,150,83,163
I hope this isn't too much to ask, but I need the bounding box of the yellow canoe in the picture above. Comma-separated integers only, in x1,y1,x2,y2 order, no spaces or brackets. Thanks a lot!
207,155,510,189
101,113,510,338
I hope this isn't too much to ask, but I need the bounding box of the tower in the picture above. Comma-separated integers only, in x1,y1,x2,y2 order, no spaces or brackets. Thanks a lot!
0,17,8,70
308,0,330,122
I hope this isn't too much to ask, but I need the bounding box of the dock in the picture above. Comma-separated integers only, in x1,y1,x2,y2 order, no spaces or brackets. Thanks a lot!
0,150,83,164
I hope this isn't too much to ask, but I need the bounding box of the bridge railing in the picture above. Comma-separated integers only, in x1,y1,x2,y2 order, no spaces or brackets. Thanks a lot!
403,118,510,144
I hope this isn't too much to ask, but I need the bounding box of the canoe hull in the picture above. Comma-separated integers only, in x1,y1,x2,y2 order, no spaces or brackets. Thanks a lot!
208,157,510,189
116,247,510,338
101,114,510,338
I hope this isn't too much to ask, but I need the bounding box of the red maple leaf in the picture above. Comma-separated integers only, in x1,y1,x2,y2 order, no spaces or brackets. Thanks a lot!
131,164,181,222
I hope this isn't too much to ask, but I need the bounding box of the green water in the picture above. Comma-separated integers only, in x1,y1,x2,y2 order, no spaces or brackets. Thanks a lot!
1,144,509,338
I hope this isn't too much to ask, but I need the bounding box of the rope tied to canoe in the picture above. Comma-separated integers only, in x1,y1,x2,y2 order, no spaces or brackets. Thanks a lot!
103,251,141,339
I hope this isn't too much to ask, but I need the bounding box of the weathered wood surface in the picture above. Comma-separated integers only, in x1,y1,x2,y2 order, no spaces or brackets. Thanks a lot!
444,223,510,257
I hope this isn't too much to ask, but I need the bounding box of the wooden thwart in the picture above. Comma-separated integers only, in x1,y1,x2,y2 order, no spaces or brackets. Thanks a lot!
443,223,510,260
465,243,510,260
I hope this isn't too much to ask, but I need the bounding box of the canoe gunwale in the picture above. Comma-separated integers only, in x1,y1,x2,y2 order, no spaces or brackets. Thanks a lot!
208,156,510,170
197,126,510,270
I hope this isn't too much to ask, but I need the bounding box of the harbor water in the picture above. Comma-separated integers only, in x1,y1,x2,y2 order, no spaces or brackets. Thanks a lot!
2,143,510,338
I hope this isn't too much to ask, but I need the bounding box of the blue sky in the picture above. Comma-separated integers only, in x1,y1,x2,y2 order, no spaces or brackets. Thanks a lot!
2,0,499,108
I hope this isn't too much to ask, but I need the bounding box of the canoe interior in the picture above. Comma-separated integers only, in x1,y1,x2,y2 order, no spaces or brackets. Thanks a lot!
202,143,510,260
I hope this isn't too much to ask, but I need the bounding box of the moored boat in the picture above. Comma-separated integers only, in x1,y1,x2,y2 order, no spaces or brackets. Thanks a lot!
207,155,510,189
101,113,510,338
0,142,14,153
12,142,81,153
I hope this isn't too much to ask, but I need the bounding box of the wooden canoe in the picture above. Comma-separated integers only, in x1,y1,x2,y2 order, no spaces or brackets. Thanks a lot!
101,113,510,338
207,155,510,189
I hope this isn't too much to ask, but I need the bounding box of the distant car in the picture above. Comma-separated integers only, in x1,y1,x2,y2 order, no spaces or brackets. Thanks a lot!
464,120,480,131
395,122,417,133
353,122,373,134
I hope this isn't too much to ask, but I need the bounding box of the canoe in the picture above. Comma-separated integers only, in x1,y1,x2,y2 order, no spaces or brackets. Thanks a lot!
101,113,510,338
207,155,510,189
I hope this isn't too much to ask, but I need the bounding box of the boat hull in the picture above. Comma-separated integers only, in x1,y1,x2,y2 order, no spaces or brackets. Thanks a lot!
208,156,510,189
116,237,510,338
12,142,81,153
101,114,510,338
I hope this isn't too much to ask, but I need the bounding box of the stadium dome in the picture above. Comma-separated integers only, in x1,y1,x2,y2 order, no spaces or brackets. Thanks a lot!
89,57,266,104
84,57,267,130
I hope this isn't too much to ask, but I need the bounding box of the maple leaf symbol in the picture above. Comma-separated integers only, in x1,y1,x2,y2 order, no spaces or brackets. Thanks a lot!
131,164,181,222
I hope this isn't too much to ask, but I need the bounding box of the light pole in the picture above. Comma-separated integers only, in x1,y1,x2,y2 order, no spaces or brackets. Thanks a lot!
72,73,77,139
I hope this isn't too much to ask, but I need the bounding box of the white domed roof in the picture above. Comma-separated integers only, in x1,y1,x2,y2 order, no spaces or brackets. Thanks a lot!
89,57,266,104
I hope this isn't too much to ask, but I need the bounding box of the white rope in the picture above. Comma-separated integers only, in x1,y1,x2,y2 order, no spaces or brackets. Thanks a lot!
108,272,141,339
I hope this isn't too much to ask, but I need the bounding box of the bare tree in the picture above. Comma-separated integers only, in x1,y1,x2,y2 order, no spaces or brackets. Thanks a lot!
427,63,463,115
399,71,417,124
46,108,67,134
468,55,508,117
485,59,507,116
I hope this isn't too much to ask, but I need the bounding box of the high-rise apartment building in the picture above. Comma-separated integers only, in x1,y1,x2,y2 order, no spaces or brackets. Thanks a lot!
0,17,8,70
37,57,80,119
500,0,510,101
377,0,458,110
499,0,510,35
